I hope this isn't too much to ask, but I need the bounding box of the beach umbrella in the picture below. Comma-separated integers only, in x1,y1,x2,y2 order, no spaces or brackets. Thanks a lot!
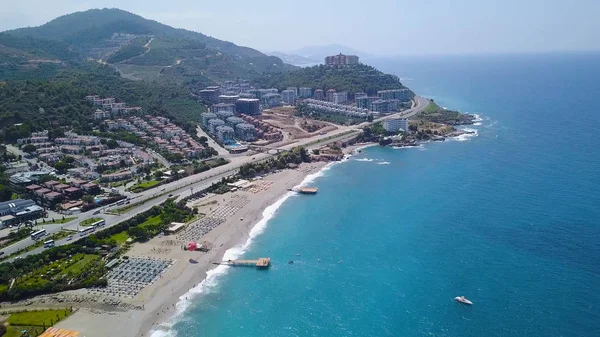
187,242,198,251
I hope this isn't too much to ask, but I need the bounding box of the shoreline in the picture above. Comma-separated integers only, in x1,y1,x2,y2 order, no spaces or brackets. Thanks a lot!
44,161,329,337
7,120,479,337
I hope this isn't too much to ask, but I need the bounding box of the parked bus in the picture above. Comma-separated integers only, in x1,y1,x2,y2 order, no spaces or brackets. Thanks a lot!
43,240,55,248
79,226,95,237
91,219,106,228
31,229,47,240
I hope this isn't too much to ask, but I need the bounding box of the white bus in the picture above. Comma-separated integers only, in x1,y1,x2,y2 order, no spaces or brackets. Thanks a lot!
91,219,106,228
43,240,55,248
31,229,47,240
79,226,95,237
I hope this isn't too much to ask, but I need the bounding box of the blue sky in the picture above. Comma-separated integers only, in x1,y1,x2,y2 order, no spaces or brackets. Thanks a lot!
1,0,598,56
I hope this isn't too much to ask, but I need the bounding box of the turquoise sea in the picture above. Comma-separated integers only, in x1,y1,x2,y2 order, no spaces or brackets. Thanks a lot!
154,52,600,337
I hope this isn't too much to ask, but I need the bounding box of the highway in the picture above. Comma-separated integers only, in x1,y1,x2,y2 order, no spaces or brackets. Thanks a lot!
0,96,429,261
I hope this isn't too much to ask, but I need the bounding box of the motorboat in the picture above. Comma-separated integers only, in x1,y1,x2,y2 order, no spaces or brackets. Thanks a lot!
454,296,473,305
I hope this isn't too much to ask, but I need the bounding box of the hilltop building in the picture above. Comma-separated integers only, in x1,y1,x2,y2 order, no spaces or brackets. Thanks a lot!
216,110,235,121
281,89,297,104
201,113,218,127
208,119,225,134
235,98,260,115
332,92,348,104
304,99,371,119
377,89,413,102
261,93,282,108
326,89,336,102
299,87,313,98
325,53,359,66
355,92,367,100
216,125,235,144
314,89,324,101
211,103,235,114
248,88,278,99
371,99,399,113
198,89,220,104
218,95,240,105
226,116,245,128
235,123,257,141
356,96,373,109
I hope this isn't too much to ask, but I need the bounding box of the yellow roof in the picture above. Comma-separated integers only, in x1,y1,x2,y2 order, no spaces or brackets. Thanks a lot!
39,327,81,337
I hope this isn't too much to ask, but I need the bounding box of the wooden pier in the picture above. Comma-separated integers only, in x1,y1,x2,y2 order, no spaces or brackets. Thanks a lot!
215,257,271,268
288,187,318,194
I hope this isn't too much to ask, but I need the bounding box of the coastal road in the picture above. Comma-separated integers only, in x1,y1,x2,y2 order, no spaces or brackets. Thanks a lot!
374,95,430,123
0,98,428,260
0,126,360,261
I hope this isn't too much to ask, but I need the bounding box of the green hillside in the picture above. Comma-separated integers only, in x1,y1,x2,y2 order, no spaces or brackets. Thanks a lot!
0,64,206,143
255,63,411,96
7,8,271,59
2,8,295,85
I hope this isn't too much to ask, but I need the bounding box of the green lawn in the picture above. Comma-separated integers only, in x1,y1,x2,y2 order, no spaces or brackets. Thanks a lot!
139,214,163,228
110,231,130,245
17,254,103,288
424,101,441,113
109,179,133,188
4,325,44,337
62,254,100,274
7,309,72,327
127,179,162,193
80,217,103,227
42,217,76,225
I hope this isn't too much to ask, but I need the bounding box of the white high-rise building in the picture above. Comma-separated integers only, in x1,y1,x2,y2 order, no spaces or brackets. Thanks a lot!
332,92,348,104
299,87,312,98
281,90,297,104
383,118,409,133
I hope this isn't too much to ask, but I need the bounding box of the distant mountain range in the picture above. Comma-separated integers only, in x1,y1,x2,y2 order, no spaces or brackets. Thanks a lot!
265,51,320,66
288,44,371,62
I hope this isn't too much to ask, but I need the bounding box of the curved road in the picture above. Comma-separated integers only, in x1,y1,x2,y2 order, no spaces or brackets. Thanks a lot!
0,96,429,261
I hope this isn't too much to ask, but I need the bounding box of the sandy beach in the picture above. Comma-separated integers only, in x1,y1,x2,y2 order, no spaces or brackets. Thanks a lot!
46,161,328,337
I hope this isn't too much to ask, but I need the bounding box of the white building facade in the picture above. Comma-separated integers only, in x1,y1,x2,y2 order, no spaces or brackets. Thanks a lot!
383,118,409,133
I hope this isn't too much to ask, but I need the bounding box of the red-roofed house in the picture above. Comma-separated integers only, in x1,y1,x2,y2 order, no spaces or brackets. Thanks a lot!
36,188,51,196
44,191,63,200
25,184,42,191
54,183,71,191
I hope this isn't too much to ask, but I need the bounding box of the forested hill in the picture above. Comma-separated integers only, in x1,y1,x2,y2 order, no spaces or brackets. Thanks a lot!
255,63,411,96
6,8,265,58
0,64,206,143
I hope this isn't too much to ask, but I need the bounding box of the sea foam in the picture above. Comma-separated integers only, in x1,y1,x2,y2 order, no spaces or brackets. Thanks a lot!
150,162,337,337
453,128,479,142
